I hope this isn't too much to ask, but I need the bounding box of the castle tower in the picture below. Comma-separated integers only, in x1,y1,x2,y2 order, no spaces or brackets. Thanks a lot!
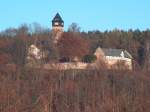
52,13,64,43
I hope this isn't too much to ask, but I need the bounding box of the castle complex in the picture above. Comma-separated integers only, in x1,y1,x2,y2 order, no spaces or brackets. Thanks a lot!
27,13,133,70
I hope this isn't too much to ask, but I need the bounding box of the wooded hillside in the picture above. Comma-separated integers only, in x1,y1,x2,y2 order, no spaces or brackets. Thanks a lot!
0,23,150,112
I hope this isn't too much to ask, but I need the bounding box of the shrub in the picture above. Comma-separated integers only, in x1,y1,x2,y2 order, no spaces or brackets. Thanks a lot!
82,54,97,63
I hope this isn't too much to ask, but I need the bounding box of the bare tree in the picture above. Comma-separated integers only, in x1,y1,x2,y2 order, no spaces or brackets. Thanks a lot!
68,23,81,32
144,40,150,71
58,32,90,61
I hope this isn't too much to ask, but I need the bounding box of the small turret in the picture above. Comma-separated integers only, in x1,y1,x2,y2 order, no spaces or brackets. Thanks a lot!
52,13,64,31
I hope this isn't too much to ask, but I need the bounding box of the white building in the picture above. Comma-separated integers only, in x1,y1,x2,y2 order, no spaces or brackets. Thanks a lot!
94,47,133,70
27,44,48,62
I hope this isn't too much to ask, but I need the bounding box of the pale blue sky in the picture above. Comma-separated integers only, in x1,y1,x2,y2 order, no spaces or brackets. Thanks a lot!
0,0,150,31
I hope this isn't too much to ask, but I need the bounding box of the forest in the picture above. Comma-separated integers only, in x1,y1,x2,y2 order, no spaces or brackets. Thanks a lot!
0,23,150,112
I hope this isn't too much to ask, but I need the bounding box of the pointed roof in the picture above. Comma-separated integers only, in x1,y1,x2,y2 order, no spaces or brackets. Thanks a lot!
52,13,64,23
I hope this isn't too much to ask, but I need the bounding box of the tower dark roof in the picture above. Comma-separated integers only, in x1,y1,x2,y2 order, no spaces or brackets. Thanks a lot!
52,13,64,23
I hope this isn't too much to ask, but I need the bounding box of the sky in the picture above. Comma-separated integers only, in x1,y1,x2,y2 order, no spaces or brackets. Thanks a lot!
0,0,150,31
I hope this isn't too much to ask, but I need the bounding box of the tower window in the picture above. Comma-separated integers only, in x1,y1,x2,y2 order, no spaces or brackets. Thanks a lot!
54,22,59,26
